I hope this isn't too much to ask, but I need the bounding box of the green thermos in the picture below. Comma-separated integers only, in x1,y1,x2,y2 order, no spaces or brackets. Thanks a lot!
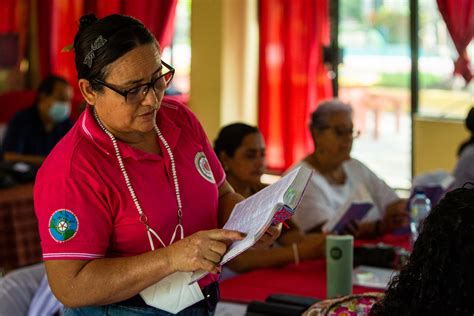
326,234,354,298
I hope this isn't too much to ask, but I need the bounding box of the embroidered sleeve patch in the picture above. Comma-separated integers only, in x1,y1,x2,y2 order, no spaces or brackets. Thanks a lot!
49,209,79,242
194,152,216,184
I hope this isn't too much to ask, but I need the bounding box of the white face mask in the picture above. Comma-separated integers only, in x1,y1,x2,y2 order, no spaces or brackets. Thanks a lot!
139,226,204,314
140,271,204,314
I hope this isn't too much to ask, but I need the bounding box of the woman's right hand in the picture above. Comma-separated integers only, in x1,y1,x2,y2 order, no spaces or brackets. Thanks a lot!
166,229,245,274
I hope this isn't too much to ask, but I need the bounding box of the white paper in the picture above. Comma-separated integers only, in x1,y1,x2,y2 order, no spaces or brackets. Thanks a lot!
352,265,398,289
190,167,308,283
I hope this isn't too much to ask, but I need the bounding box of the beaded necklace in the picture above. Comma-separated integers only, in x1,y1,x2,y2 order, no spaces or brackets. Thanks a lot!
93,108,184,249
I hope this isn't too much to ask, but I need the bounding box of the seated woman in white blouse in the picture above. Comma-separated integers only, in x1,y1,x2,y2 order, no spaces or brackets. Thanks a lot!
291,99,408,238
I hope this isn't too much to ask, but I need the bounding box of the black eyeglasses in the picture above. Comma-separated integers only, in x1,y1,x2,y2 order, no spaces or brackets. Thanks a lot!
93,60,175,104
323,126,361,138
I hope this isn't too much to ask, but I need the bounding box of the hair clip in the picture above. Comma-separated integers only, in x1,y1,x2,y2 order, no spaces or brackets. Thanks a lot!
83,35,107,68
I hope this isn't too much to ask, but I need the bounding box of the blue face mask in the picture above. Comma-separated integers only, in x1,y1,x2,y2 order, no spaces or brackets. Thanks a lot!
48,101,71,123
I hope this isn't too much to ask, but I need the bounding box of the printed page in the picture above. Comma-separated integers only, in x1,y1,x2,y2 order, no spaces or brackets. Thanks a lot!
190,167,303,283
283,165,312,209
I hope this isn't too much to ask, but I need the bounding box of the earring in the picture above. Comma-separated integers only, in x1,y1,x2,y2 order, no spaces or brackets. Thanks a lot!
223,165,229,172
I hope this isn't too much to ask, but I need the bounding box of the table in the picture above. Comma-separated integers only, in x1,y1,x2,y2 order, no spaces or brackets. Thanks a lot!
220,234,409,303
0,183,42,272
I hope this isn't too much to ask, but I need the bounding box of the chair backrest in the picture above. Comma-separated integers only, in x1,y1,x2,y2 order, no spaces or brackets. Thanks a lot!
0,263,45,315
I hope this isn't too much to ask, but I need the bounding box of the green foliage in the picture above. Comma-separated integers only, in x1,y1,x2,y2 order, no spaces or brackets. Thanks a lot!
375,72,445,88
371,7,409,44
341,0,364,22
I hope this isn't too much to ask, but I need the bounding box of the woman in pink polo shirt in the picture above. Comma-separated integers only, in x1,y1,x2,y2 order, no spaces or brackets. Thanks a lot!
34,14,280,315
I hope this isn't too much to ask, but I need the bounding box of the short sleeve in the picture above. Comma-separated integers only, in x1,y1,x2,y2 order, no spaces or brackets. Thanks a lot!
34,175,113,260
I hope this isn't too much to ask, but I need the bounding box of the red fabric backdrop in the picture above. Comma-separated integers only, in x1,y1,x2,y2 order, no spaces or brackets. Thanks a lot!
0,0,29,69
0,0,19,33
258,0,332,172
28,0,177,119
38,0,178,84
437,0,474,83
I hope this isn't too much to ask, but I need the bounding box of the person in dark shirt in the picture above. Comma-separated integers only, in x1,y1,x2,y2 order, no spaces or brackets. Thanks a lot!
2,75,73,165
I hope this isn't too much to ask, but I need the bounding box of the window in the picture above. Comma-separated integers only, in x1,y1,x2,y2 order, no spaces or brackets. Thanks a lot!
338,0,411,189
162,0,191,95
418,0,473,119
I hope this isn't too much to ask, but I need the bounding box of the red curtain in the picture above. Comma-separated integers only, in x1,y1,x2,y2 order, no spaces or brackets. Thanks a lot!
258,0,332,172
0,0,18,33
437,0,474,83
37,0,178,83
83,0,178,50
39,0,84,84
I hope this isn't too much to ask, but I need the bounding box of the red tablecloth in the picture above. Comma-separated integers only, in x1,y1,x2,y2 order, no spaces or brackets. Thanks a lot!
0,183,42,272
220,234,409,303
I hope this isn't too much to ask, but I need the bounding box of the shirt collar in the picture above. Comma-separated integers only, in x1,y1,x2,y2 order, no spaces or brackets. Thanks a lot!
80,100,181,160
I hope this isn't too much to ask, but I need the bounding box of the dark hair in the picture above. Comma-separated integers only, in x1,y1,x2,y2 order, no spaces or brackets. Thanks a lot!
370,184,474,315
458,107,474,156
35,75,69,106
214,123,260,158
309,99,352,131
37,75,69,96
73,14,156,90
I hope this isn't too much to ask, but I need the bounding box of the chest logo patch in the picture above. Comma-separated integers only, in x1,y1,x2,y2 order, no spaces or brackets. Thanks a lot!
49,209,79,243
194,152,215,184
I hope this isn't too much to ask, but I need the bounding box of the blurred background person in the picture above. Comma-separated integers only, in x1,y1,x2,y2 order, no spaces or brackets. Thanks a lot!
214,123,325,278
291,99,408,238
214,123,267,198
1,75,73,165
453,106,474,188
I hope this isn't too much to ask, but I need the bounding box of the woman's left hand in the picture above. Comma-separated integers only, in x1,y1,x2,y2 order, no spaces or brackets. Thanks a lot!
254,223,282,248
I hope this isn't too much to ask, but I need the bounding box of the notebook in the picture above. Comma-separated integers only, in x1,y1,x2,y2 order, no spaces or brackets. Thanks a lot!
190,166,313,283
329,202,373,234
323,184,374,233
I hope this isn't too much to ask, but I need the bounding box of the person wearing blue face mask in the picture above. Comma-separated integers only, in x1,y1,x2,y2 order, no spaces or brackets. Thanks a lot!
1,75,74,165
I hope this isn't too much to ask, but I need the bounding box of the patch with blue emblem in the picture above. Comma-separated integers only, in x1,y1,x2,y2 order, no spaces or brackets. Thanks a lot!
49,209,79,242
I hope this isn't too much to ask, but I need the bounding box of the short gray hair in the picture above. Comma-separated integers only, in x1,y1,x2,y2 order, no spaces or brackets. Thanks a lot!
309,99,353,130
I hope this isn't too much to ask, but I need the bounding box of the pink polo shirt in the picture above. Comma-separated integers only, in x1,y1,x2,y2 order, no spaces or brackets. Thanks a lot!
34,97,225,286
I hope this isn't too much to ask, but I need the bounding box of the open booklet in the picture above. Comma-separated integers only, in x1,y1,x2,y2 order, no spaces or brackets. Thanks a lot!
190,166,312,283
323,184,374,233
